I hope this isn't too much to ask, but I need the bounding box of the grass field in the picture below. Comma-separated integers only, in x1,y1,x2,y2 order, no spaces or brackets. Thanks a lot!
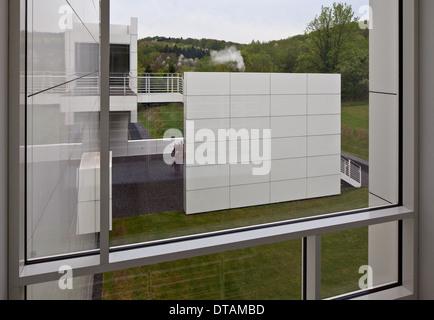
341,104,369,161
103,227,368,300
110,188,369,246
105,188,369,300
138,103,184,139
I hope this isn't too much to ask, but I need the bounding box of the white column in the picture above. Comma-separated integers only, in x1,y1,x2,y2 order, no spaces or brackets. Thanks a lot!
368,0,400,288
419,0,434,300
303,236,322,300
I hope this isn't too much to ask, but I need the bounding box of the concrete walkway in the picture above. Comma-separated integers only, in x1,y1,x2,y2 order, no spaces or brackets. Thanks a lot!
112,154,184,218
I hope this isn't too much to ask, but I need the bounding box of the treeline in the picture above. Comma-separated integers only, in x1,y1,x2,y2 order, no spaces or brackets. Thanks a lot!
161,44,209,60
138,3,369,102
141,36,240,51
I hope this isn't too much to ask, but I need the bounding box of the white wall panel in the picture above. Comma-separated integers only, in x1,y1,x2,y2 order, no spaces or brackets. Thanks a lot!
230,183,270,209
308,135,341,157
184,72,230,96
369,93,399,204
308,74,341,94
308,115,341,136
271,158,307,181
271,137,307,160
184,73,341,214
186,188,230,215
231,73,270,95
271,73,307,95
271,95,307,116
369,0,399,94
231,95,270,118
230,117,270,137
231,163,270,186
308,155,341,178
307,175,341,198
189,118,230,142
271,116,306,138
185,96,230,120
271,179,307,203
308,95,341,115
185,165,229,191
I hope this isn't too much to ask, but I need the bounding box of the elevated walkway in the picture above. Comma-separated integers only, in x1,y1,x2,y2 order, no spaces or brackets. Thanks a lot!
126,73,184,103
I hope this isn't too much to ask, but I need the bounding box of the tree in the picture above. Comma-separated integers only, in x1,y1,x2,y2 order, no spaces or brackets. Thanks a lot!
297,2,359,73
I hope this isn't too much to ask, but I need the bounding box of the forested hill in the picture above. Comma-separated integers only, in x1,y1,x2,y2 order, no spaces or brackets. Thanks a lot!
138,4,369,103
137,36,242,73
140,36,241,53
137,34,314,75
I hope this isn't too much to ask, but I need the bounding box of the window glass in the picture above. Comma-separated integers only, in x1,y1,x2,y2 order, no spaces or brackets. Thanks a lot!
25,0,101,260
321,223,400,299
101,239,302,300
109,0,380,248
26,239,301,300
321,227,369,299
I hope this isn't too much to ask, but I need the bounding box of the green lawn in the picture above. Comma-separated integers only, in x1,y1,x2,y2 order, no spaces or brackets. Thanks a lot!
110,188,368,246
103,239,304,300
341,104,369,161
104,226,368,300
105,188,369,300
138,103,184,139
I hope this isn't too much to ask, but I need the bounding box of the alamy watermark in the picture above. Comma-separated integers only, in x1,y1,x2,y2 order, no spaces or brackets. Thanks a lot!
58,5,73,30
58,265,73,290
358,265,373,290
163,121,272,176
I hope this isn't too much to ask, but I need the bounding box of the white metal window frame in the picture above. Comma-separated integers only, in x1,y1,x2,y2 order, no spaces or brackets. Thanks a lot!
7,0,419,300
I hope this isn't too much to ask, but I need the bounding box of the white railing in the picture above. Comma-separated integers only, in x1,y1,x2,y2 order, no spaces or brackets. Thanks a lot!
136,73,184,94
25,72,184,96
341,156,362,188
28,72,68,95
110,74,131,95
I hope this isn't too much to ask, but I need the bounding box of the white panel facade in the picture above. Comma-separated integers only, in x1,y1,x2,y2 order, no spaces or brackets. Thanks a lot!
184,72,341,215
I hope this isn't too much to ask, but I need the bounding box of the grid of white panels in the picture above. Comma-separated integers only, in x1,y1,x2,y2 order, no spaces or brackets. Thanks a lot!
184,72,341,215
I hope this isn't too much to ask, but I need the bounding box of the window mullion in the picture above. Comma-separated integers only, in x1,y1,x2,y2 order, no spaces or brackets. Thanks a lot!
100,0,111,265
302,235,322,300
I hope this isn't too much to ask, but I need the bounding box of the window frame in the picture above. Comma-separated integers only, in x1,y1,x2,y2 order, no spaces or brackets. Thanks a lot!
8,0,419,300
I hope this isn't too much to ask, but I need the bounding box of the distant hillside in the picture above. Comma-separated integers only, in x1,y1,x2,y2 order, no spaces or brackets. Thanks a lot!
138,20,369,102
137,34,310,74
138,36,243,73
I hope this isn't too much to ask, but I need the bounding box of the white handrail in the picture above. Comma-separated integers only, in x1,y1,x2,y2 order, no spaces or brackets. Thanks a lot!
341,156,362,188
26,73,184,96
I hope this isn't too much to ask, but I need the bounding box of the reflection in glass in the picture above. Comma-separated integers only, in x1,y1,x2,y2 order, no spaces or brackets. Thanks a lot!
108,0,376,248
26,0,101,260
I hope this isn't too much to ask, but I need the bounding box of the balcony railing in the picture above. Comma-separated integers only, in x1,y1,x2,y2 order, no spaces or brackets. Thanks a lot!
26,72,184,96
135,73,184,95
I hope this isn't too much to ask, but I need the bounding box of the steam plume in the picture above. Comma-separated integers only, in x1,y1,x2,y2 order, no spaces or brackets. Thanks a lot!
210,46,245,72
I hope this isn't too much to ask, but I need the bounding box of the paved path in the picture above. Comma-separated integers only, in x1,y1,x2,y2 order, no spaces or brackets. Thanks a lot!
341,152,369,188
112,155,184,218
128,121,153,140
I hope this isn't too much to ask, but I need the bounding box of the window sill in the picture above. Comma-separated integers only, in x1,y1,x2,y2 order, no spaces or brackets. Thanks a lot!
19,205,414,289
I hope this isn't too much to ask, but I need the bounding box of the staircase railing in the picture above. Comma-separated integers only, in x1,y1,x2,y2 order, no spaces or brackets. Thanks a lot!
341,155,362,188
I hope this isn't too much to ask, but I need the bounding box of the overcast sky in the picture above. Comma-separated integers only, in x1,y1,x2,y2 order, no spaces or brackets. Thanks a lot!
111,0,369,44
